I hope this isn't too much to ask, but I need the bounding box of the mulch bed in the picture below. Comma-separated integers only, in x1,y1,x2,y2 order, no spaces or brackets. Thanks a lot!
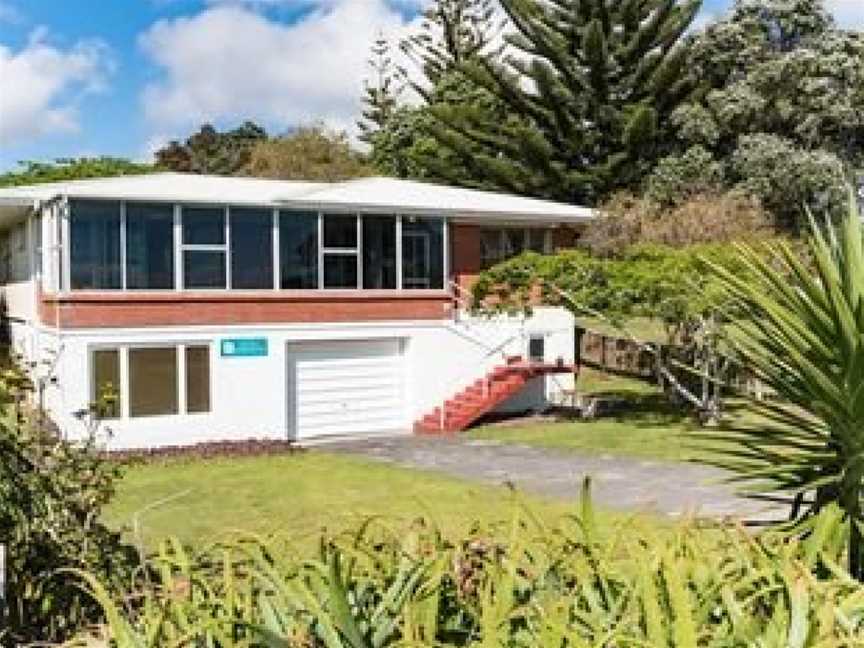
109,438,305,463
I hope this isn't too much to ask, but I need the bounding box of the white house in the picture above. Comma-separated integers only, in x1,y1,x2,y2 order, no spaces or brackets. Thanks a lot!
0,173,592,449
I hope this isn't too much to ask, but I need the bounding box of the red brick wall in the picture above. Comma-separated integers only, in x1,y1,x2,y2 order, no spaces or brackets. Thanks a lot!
450,224,482,293
40,291,453,328
449,224,583,294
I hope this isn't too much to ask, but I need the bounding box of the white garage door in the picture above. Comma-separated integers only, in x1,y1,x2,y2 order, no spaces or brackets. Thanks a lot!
288,339,406,439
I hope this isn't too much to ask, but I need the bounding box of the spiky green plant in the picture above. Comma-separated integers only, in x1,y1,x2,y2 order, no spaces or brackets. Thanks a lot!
706,191,864,578
74,482,864,646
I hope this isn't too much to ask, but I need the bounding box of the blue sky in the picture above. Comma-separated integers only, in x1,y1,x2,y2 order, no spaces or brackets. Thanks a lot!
0,0,859,172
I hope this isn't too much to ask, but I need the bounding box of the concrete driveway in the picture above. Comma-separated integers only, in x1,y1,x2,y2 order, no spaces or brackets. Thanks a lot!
320,435,788,521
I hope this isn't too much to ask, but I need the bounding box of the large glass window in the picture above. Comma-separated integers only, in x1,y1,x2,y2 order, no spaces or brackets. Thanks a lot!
182,206,226,289
186,346,211,413
323,214,357,248
184,250,226,289
324,254,358,288
183,207,225,245
126,203,174,289
230,208,273,289
92,349,120,418
322,214,358,289
402,217,444,289
362,215,396,289
129,347,178,416
280,211,318,289
129,347,178,417
70,200,121,289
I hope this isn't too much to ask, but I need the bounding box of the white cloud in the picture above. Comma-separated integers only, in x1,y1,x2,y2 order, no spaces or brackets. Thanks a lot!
139,2,420,138
827,0,864,28
0,31,112,146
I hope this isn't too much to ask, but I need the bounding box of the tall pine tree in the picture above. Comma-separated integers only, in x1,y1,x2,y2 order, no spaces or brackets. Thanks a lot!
358,33,403,145
421,0,702,203
400,0,502,99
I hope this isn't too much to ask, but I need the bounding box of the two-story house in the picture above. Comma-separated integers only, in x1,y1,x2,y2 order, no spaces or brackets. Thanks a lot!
0,173,591,449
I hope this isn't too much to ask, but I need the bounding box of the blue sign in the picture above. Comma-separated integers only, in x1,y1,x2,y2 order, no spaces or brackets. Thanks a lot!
221,337,268,358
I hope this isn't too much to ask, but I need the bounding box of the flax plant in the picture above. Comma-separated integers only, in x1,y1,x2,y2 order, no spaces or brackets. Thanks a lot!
706,192,864,578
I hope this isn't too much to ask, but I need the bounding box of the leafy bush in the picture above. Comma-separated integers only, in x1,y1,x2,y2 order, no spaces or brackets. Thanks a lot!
78,483,864,646
0,366,137,645
582,191,774,257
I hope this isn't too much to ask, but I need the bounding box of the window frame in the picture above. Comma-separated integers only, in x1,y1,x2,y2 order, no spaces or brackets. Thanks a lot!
63,198,450,294
89,342,213,420
320,213,362,289
480,227,554,269
180,204,229,290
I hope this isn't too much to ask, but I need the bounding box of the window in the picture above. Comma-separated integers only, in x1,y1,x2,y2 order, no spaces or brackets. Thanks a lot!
185,346,211,413
480,228,552,268
362,215,396,289
92,349,120,418
90,344,211,419
126,203,174,289
322,213,359,289
182,207,226,289
70,200,121,289
129,347,178,417
230,208,273,289
402,217,444,289
280,211,318,289
323,214,357,248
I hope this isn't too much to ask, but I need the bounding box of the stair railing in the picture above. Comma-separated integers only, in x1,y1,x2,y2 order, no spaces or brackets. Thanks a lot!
433,280,528,430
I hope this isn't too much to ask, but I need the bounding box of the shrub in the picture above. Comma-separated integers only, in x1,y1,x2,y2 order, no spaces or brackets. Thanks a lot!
582,191,774,257
78,483,864,646
0,364,137,645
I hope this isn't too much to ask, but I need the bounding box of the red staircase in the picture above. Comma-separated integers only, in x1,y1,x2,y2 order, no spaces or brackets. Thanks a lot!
414,356,574,434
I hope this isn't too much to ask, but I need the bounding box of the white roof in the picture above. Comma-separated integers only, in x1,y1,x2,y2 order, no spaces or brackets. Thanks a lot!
0,172,593,225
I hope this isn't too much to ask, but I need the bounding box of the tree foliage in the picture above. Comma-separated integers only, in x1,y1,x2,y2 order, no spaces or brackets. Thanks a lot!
374,0,702,203
243,125,373,181
358,33,404,146
0,158,155,187
399,0,501,98
651,0,864,227
155,121,268,175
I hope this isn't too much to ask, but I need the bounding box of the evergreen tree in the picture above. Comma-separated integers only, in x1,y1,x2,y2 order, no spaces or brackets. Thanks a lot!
652,0,864,228
400,0,502,100
358,33,403,146
420,0,703,203
155,121,268,175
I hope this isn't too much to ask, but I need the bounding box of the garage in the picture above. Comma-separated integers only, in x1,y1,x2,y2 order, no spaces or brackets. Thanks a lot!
287,339,407,439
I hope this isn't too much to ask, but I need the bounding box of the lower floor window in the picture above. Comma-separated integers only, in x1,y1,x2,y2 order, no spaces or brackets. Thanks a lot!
90,344,211,418
129,347,178,417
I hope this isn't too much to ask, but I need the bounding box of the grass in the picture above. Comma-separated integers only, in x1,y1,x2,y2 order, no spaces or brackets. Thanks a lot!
105,451,603,549
577,316,669,343
470,397,700,461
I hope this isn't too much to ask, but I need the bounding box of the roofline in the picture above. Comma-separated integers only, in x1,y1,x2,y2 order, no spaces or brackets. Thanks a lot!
277,199,593,221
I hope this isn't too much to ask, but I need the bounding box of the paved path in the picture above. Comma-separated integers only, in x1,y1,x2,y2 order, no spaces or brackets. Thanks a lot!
320,435,788,521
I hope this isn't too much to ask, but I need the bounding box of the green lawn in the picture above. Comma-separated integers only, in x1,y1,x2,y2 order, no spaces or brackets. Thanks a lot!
471,394,755,462
105,451,600,549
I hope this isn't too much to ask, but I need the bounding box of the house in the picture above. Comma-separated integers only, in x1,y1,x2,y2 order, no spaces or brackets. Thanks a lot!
0,173,592,449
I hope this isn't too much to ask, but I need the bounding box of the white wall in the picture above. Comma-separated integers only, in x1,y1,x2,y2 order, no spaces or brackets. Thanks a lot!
40,308,575,449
